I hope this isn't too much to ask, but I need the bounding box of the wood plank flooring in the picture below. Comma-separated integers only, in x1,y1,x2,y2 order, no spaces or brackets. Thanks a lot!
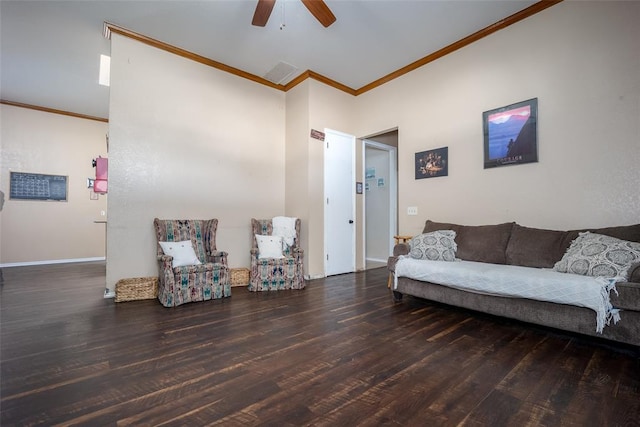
1,262,638,426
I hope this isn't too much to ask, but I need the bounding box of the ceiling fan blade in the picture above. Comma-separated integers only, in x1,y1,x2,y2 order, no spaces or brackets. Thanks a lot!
301,0,336,28
252,0,276,27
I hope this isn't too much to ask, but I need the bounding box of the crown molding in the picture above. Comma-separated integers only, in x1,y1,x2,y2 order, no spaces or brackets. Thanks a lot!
356,0,563,95
284,70,357,96
0,100,109,123
104,22,286,92
106,1,561,98
3,1,562,120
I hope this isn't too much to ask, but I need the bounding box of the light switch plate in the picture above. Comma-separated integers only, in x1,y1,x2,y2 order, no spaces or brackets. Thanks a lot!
407,206,418,215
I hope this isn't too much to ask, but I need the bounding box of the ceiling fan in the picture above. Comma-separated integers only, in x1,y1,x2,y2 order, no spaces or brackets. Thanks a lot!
252,0,336,28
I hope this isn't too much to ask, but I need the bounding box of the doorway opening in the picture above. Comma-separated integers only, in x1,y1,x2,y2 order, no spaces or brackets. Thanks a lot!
363,130,398,270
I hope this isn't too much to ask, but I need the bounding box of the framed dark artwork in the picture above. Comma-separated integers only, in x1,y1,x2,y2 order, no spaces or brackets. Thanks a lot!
483,98,538,169
415,147,448,179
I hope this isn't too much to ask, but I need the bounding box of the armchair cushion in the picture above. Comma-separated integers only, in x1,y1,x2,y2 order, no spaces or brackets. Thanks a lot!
256,235,285,259
158,240,202,268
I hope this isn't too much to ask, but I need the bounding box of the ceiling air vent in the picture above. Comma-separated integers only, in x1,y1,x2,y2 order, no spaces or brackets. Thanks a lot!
264,61,298,85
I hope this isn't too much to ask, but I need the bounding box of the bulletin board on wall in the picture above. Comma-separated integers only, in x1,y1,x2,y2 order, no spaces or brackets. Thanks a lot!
9,171,68,201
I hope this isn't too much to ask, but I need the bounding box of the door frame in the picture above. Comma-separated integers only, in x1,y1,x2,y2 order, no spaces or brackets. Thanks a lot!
363,139,398,265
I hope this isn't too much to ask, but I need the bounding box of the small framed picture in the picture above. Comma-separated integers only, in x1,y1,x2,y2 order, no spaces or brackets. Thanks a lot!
365,167,376,179
415,147,448,179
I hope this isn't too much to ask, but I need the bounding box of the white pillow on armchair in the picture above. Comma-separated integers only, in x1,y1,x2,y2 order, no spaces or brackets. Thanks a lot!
159,240,202,268
256,235,285,259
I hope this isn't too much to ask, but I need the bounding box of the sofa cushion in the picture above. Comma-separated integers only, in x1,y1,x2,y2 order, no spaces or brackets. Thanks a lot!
409,230,458,261
553,232,640,281
424,220,514,264
506,224,569,268
585,224,640,243
423,220,462,236
561,223,640,255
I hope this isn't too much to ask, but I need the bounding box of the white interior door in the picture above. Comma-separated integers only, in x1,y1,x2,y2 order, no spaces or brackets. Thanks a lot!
324,129,356,276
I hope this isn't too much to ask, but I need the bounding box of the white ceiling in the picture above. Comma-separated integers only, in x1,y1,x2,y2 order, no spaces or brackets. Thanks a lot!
0,0,539,120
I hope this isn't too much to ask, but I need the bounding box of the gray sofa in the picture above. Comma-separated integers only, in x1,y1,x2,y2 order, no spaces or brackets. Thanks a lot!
388,220,640,347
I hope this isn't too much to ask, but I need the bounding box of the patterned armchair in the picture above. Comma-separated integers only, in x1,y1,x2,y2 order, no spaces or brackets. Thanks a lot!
153,218,231,307
249,218,305,291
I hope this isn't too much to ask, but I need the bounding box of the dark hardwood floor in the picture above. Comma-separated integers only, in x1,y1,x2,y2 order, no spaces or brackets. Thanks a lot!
1,262,639,426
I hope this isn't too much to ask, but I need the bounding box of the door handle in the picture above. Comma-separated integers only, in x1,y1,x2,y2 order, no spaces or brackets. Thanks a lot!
349,220,354,224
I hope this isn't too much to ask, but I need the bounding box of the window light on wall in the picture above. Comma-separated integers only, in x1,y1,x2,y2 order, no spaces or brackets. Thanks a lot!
99,54,110,86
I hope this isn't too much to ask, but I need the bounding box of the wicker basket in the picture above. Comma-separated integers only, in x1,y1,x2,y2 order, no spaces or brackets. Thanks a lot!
230,268,250,287
115,277,159,302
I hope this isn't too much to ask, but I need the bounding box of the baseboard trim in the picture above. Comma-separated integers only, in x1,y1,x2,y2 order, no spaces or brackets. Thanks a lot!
305,274,325,280
0,257,106,268
366,257,388,264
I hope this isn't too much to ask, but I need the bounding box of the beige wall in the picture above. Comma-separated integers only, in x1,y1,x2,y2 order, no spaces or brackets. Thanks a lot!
5,1,639,284
0,104,108,265
284,80,357,278
284,81,311,274
354,1,640,237
307,80,357,277
106,34,286,290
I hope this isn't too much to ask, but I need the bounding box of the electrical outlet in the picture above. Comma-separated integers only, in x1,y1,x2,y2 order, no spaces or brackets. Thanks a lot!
407,206,418,216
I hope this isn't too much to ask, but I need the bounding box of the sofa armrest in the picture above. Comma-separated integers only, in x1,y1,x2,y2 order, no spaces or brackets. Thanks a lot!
387,256,400,273
628,262,640,283
393,243,410,257
610,281,640,311
207,250,228,266
157,255,175,289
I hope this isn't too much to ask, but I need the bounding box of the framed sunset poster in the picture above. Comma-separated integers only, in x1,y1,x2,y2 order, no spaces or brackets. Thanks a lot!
483,98,538,169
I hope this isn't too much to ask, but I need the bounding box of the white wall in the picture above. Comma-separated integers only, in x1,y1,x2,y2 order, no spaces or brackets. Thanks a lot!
354,1,640,236
0,105,108,265
106,35,286,291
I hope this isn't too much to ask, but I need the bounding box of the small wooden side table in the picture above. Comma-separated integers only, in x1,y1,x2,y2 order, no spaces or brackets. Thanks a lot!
394,235,413,245
388,235,413,288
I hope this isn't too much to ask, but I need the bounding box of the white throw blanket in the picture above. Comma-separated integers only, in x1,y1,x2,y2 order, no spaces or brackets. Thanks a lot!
394,257,620,333
272,216,297,247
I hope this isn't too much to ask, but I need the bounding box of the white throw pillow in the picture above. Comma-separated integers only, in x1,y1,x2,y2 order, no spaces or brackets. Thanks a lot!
256,234,285,259
409,230,458,262
158,240,202,268
553,232,640,280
